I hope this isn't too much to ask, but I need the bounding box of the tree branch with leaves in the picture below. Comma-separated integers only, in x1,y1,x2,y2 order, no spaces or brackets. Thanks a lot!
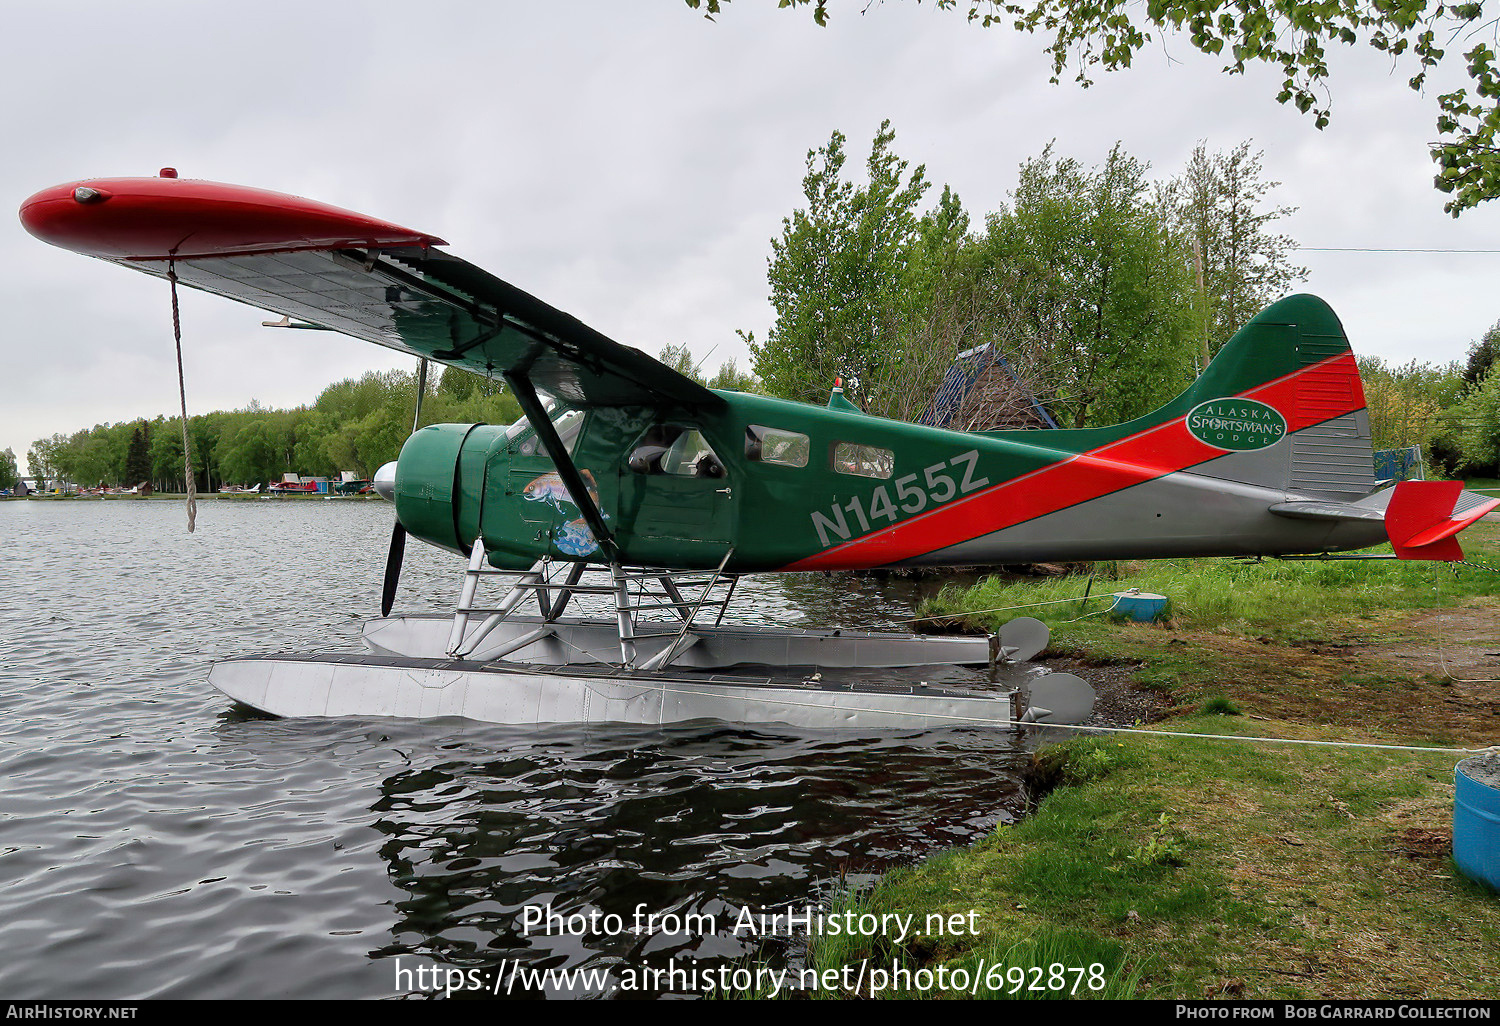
687,0,1499,214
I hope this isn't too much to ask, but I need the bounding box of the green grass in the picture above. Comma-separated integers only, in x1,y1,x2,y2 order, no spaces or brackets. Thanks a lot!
1198,695,1242,716
921,540,1500,640
918,524,1500,740
777,726,1497,999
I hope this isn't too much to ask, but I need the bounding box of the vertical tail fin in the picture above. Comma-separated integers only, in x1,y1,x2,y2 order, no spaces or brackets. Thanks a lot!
1167,294,1374,499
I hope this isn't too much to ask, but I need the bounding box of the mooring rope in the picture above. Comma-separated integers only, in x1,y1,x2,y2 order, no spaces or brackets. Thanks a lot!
542,673,1490,755
1014,718,1487,755
167,259,197,533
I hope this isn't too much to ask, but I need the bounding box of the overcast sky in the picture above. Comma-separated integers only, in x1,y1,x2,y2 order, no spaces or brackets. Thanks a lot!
6,1,1499,475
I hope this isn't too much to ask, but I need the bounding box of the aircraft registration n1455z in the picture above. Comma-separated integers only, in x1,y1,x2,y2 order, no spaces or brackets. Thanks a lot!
20,172,1496,730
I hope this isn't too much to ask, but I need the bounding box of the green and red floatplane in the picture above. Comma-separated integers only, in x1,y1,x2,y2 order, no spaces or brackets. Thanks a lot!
18,172,1492,729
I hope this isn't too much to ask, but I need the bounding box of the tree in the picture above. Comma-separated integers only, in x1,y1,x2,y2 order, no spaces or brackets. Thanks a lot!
688,0,1500,215
0,449,17,492
1159,141,1307,357
1357,355,1463,455
437,365,507,403
657,344,700,379
977,143,1198,426
748,121,959,416
707,358,760,393
149,421,186,492
217,421,279,486
27,434,67,488
1449,369,1500,472
1464,320,1500,386
657,345,762,392
124,423,151,486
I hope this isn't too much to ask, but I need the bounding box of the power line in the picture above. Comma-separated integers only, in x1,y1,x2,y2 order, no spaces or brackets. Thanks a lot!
1297,246,1500,253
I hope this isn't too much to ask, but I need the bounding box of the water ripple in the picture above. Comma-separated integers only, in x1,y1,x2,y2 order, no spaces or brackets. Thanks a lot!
0,501,1033,998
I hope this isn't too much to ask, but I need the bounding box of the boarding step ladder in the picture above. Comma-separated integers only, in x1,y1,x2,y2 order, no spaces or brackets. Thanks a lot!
445,541,737,669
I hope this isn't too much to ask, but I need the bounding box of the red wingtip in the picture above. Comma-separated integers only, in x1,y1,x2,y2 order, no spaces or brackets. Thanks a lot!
19,175,446,261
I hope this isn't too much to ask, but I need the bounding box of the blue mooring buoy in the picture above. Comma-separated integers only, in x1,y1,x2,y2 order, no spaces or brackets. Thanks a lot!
1110,590,1169,623
1455,753,1500,893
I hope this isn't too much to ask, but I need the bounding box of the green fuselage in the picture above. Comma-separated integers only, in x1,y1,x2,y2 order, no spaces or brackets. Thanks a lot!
394,390,1039,571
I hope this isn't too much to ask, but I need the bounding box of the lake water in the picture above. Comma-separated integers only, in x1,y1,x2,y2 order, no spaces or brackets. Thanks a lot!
0,499,1039,998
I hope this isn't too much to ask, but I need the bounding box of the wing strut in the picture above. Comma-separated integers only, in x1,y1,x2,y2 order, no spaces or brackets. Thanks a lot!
504,371,619,562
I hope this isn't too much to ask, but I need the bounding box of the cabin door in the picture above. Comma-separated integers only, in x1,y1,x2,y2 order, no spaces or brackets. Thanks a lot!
619,423,735,565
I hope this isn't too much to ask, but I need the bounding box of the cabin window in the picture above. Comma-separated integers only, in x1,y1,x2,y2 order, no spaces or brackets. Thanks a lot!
833,442,893,480
745,425,809,468
629,425,726,479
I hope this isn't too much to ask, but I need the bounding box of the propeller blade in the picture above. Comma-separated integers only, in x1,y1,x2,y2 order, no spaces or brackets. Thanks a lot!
381,521,406,617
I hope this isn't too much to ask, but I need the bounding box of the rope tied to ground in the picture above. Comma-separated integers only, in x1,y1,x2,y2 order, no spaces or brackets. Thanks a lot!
168,259,197,533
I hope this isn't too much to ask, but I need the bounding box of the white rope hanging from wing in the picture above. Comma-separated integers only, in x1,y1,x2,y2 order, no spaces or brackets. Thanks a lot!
167,259,197,533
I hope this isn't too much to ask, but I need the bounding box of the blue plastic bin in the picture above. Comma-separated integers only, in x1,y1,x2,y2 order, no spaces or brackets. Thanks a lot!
1455,754,1500,893
1111,591,1169,623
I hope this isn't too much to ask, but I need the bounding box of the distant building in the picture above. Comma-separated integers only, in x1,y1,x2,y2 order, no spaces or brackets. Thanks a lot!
919,342,1058,432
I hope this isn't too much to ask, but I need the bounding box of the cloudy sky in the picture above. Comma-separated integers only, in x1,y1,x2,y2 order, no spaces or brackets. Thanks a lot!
5,1,1499,475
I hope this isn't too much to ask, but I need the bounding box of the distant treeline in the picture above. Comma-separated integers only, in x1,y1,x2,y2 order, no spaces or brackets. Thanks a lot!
23,345,759,492
26,367,522,492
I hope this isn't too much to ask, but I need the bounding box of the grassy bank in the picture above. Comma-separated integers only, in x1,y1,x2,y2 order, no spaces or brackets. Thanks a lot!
789,723,1493,999
921,525,1500,744
780,527,1500,998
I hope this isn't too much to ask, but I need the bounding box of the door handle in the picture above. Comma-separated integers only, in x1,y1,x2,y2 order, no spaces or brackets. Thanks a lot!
715,487,732,496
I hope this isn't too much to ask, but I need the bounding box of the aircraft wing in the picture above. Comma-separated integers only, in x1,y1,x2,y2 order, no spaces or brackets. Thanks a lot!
19,175,722,410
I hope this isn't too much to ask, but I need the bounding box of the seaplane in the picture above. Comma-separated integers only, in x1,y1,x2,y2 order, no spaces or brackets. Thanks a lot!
20,172,1497,730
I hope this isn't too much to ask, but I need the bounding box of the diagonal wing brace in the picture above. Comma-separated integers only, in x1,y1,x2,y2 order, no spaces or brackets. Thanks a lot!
504,371,619,563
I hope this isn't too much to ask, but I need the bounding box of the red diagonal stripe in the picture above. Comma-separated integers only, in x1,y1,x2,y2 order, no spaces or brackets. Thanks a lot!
785,352,1362,571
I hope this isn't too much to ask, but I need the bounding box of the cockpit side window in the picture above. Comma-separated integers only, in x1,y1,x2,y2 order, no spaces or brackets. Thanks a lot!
832,441,894,479
629,425,726,479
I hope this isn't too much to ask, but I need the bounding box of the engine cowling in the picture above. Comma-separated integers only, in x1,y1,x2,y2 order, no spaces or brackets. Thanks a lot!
388,423,500,556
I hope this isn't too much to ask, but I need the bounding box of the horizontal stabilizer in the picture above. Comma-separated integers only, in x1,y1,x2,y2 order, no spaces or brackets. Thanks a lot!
1385,481,1499,561
1268,497,1389,523
1270,481,1498,561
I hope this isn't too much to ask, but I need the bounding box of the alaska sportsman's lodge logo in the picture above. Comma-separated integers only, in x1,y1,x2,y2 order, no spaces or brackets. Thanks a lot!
1185,398,1287,451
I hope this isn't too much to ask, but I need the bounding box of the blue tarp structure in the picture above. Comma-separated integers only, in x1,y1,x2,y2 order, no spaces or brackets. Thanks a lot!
1372,445,1424,483
918,342,1058,430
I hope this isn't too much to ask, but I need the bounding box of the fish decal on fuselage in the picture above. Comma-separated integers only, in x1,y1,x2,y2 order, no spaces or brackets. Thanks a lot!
523,469,607,557
524,469,599,511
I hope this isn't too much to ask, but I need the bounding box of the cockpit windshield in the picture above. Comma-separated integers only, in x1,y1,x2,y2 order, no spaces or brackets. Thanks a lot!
508,397,587,456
